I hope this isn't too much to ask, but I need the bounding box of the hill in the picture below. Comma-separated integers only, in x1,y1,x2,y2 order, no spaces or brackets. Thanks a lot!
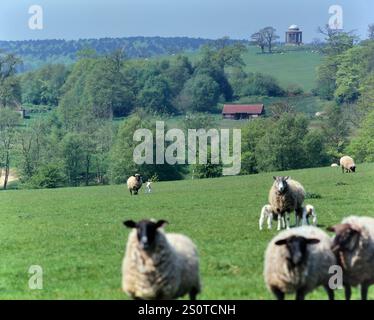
0,37,246,71
1,163,374,299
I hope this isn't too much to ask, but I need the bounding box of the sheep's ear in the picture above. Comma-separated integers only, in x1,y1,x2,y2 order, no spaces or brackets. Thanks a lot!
275,239,288,246
284,176,290,181
123,220,137,228
349,224,362,233
306,238,320,245
273,176,277,180
155,220,168,229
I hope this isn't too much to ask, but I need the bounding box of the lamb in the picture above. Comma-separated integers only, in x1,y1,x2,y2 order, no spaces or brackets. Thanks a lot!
340,156,356,173
122,219,201,300
327,216,374,300
259,204,286,231
331,163,339,168
301,204,317,226
259,205,273,231
268,176,305,229
127,174,143,195
264,226,336,300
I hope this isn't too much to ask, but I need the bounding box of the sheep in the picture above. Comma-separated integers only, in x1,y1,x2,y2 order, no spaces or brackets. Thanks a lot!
259,205,273,231
127,174,143,195
327,216,374,300
268,176,305,230
259,204,287,231
331,163,339,168
122,219,201,300
264,226,336,300
301,204,317,226
340,156,356,173
145,181,152,193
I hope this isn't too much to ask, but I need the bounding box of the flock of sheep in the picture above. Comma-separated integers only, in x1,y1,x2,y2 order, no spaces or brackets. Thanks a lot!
121,155,374,300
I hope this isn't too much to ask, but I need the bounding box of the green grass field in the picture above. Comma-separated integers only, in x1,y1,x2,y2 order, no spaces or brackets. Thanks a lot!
178,46,322,93
2,163,374,300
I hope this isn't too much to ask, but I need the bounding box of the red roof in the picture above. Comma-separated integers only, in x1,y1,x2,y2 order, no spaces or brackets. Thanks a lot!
222,104,264,115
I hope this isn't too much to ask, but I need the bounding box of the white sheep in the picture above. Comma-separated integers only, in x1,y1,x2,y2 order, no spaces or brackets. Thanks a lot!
145,181,152,193
268,176,305,230
301,204,317,226
340,156,356,173
259,205,273,231
331,163,339,168
259,204,287,231
264,226,336,300
127,174,143,195
122,219,201,300
327,216,374,300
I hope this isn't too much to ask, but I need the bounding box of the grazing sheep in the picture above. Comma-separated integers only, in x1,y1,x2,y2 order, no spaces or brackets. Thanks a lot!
122,219,201,300
269,176,305,229
264,226,336,300
127,174,143,195
301,204,317,226
327,216,374,300
331,163,339,168
340,156,356,173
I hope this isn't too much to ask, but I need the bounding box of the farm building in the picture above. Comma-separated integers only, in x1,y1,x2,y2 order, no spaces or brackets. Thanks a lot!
222,104,265,120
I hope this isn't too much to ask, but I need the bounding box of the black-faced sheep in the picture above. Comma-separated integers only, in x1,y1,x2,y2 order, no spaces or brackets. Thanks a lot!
340,156,356,173
268,176,305,229
327,216,374,300
264,226,336,300
122,219,201,300
127,174,143,195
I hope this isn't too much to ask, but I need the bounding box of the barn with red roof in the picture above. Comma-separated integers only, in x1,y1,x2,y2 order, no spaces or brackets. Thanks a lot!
222,104,265,120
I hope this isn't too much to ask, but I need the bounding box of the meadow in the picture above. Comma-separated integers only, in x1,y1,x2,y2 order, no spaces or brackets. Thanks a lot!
1,163,374,300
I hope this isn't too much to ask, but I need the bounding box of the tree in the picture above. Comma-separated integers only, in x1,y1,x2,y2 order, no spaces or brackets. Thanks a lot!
176,74,220,113
317,25,358,56
0,108,20,189
368,24,374,40
261,27,279,53
251,32,266,53
347,109,374,162
0,51,22,108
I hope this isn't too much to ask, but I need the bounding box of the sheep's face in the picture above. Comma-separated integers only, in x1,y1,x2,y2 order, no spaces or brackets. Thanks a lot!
273,176,289,194
350,166,356,173
275,236,320,266
328,223,361,253
123,219,168,251
135,174,141,182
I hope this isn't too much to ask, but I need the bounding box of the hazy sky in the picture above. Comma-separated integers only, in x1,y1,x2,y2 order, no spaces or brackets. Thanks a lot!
0,0,372,42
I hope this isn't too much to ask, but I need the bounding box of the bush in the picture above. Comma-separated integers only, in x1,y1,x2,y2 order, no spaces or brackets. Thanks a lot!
27,164,66,189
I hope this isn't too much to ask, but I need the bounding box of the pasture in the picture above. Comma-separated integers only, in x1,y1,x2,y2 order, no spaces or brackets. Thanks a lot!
1,163,374,299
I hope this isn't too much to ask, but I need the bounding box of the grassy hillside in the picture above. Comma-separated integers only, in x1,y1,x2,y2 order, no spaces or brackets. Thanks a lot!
181,46,322,93
2,163,374,300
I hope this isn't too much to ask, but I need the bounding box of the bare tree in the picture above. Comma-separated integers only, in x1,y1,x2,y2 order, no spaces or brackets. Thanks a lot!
251,32,266,53
368,24,374,40
261,27,279,53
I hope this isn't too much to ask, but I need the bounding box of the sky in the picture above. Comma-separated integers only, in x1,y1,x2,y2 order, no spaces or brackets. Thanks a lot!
0,0,372,42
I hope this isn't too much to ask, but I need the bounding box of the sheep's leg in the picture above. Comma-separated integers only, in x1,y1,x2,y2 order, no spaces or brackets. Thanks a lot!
277,215,281,231
259,212,265,231
271,286,285,300
323,284,334,300
344,285,352,300
312,215,317,226
285,213,290,230
296,289,306,300
129,189,132,196
361,283,369,300
301,209,308,226
189,288,199,300
267,213,273,230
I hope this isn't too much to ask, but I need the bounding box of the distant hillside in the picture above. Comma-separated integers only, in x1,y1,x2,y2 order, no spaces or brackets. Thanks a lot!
0,36,247,71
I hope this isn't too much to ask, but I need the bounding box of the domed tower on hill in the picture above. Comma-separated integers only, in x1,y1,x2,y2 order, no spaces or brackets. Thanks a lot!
285,25,303,45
